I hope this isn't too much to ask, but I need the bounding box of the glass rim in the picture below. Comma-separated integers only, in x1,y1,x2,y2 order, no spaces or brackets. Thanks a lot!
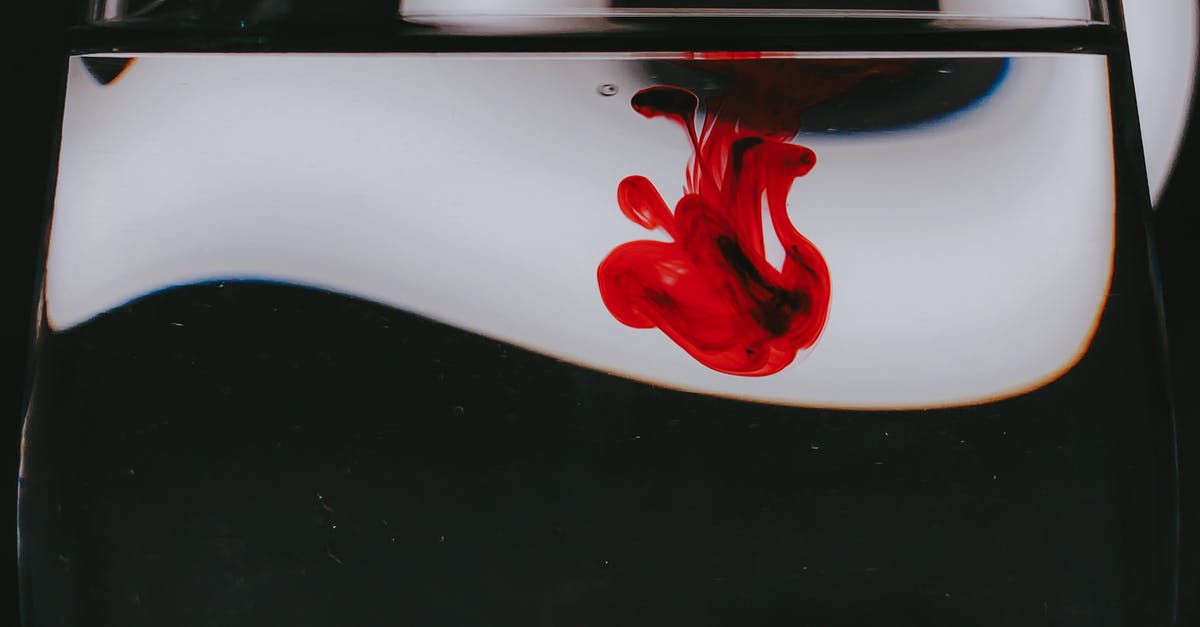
85,1,1113,27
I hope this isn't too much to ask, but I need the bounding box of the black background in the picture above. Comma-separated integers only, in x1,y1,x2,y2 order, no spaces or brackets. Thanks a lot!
7,2,1198,624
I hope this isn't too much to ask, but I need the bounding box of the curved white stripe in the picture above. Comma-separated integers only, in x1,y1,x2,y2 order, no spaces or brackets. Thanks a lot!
47,53,1113,409
1126,0,1199,203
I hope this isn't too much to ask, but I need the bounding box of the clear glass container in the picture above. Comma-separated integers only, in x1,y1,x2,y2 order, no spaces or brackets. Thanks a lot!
19,2,1176,626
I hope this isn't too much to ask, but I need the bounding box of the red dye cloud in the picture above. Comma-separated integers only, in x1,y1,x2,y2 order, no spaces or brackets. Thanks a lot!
597,60,904,376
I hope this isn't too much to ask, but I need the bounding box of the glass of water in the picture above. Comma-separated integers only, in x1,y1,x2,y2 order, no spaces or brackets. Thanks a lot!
19,1,1176,625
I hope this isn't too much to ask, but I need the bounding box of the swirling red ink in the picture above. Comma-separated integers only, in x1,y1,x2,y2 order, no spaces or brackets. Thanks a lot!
597,59,904,376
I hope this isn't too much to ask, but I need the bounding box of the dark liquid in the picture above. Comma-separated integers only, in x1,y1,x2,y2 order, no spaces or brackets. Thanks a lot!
20,20,1175,627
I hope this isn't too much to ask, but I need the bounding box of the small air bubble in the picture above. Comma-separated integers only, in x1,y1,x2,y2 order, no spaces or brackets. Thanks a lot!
597,83,619,96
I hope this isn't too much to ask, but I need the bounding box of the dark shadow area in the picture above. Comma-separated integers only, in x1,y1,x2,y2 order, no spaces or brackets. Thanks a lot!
1151,70,1200,626
16,265,1174,626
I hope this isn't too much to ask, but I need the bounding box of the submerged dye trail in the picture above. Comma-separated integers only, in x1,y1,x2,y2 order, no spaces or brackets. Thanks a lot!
598,60,903,376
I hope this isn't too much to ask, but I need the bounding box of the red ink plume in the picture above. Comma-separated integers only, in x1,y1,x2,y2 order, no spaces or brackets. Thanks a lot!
598,61,899,376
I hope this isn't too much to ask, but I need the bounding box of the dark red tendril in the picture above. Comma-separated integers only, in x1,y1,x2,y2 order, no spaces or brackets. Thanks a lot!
597,60,904,376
